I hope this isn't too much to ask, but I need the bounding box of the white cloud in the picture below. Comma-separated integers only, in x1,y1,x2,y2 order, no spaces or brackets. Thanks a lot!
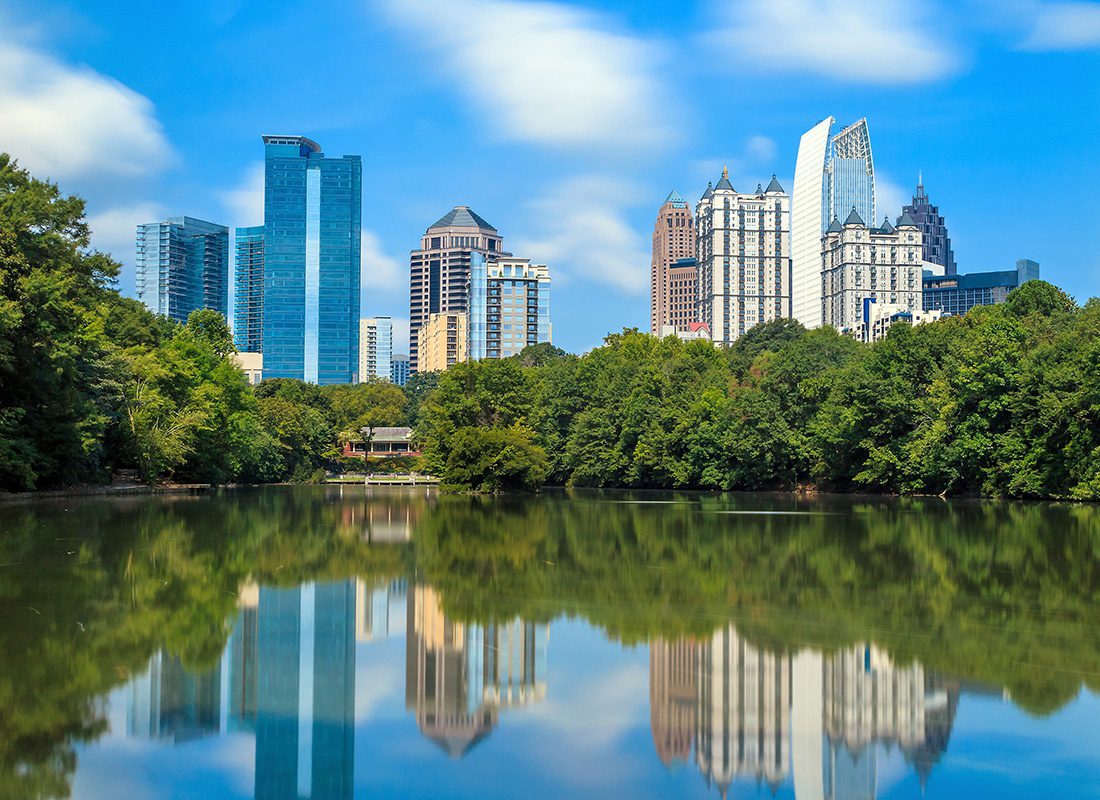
704,0,960,83
0,37,172,182
361,231,404,291
219,162,265,228
746,135,778,164
875,172,911,222
389,316,411,356
377,0,672,151
513,175,650,294
1019,1,1100,50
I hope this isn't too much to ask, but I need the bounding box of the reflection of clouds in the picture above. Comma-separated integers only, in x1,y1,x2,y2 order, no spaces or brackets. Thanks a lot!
71,732,255,800
355,656,403,724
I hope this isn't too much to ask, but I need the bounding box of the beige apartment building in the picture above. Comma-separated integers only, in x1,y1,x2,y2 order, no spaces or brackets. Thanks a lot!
650,191,697,334
696,169,791,345
821,209,924,335
415,311,468,372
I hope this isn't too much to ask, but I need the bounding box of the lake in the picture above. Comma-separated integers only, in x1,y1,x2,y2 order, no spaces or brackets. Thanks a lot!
1,486,1098,799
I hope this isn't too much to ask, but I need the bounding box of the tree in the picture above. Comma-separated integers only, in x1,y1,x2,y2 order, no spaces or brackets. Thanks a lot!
442,425,548,492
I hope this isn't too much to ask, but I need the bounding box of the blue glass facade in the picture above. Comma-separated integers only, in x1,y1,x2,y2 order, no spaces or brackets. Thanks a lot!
923,259,1040,316
136,216,229,324
825,157,875,230
233,225,264,352
468,257,552,360
390,355,410,386
262,135,361,384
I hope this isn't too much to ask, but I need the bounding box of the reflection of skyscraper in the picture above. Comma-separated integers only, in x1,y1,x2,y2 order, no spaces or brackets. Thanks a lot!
696,625,790,794
255,581,356,800
651,632,958,799
355,578,407,642
649,639,696,766
405,586,547,757
227,585,259,733
127,652,222,743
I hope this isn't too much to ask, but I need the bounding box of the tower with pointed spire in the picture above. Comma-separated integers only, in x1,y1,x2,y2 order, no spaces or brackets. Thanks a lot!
695,170,791,345
650,190,697,335
901,174,957,274
820,205,925,334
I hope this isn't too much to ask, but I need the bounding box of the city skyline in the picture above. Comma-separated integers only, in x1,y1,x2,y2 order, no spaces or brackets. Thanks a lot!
3,0,1096,356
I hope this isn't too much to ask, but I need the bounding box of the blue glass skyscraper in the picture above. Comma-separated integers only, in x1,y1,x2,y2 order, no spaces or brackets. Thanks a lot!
262,135,361,384
234,225,264,353
135,216,229,324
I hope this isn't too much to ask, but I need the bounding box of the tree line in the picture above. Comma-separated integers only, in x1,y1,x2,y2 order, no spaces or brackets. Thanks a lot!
3,153,1098,499
0,153,442,491
418,286,1100,499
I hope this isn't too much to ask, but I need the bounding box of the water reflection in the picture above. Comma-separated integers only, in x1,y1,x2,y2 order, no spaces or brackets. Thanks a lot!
1,488,1098,798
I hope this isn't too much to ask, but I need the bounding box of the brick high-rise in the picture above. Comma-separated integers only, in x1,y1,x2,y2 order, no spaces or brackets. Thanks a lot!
408,206,506,371
650,191,696,334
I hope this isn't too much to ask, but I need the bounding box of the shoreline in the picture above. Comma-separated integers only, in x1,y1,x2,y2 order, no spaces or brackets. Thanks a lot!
0,483,213,504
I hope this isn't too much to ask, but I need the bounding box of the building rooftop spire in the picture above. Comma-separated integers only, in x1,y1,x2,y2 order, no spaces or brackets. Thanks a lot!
714,166,734,192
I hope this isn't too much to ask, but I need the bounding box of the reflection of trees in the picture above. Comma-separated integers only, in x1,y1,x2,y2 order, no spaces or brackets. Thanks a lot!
0,488,419,798
413,492,1100,714
0,488,1096,796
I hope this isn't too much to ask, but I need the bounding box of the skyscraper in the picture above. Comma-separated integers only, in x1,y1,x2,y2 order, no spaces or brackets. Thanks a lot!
791,117,876,328
469,255,552,360
234,225,264,353
390,354,410,387
135,216,229,324
650,191,696,334
821,210,924,335
416,312,468,372
695,169,790,345
902,176,956,274
408,207,506,372
359,316,393,382
261,135,362,385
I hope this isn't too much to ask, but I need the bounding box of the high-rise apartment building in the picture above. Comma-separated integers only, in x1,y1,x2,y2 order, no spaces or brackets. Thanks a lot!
409,207,506,372
923,259,1039,317
261,135,361,384
650,191,697,334
233,225,264,353
695,170,790,345
359,316,393,382
390,354,410,387
469,256,551,360
821,210,924,334
416,312,468,372
136,216,229,324
903,176,956,274
791,117,876,328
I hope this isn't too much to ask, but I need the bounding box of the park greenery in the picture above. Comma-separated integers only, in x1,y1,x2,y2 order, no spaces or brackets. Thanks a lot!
2,153,1098,499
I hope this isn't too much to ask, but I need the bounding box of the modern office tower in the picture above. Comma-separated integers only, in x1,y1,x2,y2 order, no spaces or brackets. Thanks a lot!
359,316,393,382
924,259,1040,316
408,206,507,372
695,169,791,345
902,175,956,274
405,586,547,758
469,255,552,360
695,625,790,794
261,135,362,385
416,312,468,372
791,117,876,328
821,210,924,335
255,581,356,800
135,216,229,324
650,191,697,334
234,225,264,352
390,354,410,386
649,639,697,767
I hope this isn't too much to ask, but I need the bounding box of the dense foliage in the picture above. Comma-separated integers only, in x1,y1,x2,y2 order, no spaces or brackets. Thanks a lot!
419,284,1100,498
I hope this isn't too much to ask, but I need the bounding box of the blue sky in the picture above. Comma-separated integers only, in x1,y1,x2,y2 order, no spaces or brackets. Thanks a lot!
1,0,1098,354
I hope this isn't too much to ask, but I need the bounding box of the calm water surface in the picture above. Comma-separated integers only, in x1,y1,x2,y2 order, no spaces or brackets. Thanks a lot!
1,486,1098,799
